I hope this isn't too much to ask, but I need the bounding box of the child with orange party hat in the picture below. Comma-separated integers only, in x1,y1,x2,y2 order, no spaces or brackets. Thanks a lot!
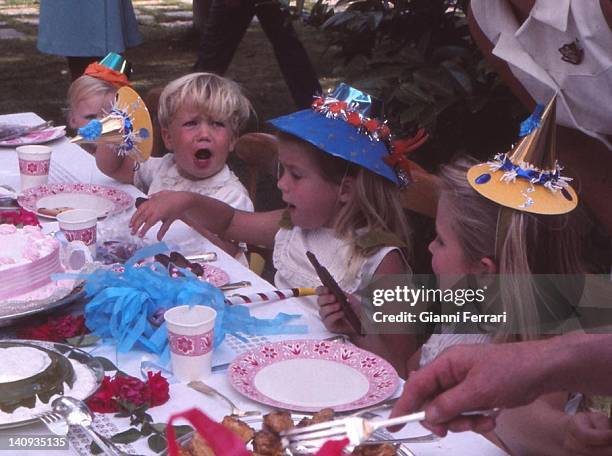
67,52,132,131
129,83,428,376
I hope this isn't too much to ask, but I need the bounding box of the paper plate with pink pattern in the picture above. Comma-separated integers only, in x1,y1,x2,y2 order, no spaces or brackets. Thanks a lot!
229,339,399,412
18,183,133,219
0,126,66,146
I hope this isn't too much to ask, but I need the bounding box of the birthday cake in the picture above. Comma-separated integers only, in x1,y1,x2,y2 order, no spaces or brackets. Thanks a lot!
0,342,75,413
0,224,62,302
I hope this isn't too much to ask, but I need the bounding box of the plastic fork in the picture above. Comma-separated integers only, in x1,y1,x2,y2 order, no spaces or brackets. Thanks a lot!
188,380,261,418
280,410,497,451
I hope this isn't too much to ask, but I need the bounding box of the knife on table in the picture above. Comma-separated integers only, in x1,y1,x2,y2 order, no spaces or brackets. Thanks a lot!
306,250,362,334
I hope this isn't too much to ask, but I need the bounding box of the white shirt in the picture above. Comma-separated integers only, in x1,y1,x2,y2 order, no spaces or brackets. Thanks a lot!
134,154,254,211
273,226,400,319
471,0,612,149
134,154,253,256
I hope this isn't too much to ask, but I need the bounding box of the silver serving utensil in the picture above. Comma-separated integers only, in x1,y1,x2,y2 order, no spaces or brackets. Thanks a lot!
185,252,217,262
188,380,261,418
51,397,126,456
36,411,69,435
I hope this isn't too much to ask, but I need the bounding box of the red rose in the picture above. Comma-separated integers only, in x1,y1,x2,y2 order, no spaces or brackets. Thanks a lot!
87,376,119,413
50,315,89,339
146,371,170,406
17,323,57,341
112,375,151,406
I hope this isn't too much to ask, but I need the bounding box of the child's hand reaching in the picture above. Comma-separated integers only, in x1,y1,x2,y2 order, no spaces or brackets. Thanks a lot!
563,411,612,456
130,190,193,240
316,286,361,335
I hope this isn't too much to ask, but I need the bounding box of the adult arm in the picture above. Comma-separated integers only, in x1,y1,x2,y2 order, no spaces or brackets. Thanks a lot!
390,333,612,435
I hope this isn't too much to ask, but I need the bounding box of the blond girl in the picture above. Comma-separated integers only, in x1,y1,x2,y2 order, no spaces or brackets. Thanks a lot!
413,100,600,455
129,83,420,376
67,52,131,130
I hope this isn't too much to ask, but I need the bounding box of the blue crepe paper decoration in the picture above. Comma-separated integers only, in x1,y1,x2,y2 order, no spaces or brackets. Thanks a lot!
78,119,103,140
54,243,307,363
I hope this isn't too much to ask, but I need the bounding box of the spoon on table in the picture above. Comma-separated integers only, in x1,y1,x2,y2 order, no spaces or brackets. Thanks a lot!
51,397,130,456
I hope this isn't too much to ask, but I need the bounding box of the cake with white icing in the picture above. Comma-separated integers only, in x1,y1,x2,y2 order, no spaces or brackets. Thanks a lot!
0,342,75,413
0,224,62,301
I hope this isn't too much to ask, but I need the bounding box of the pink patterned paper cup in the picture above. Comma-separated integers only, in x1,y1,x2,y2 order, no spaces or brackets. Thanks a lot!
16,145,52,190
164,305,217,382
57,209,98,257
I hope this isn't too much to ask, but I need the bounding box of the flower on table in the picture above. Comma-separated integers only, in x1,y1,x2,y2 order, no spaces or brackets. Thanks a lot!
16,315,89,342
113,374,151,406
147,371,170,406
87,371,170,414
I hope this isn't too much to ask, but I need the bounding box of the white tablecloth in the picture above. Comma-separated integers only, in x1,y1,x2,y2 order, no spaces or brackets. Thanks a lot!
0,113,507,455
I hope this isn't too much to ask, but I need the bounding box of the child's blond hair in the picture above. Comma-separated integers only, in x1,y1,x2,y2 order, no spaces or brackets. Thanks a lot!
439,157,585,341
157,73,252,137
67,75,116,126
277,132,412,262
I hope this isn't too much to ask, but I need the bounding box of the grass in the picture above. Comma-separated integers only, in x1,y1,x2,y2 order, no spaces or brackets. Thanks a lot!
0,0,337,130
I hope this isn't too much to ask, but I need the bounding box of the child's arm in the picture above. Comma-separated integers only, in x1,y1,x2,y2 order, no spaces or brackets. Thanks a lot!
95,144,136,184
130,190,282,250
563,411,612,454
317,250,418,379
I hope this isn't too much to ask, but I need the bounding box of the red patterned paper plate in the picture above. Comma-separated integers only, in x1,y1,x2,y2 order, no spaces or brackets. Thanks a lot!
18,183,133,219
0,126,66,146
229,339,399,412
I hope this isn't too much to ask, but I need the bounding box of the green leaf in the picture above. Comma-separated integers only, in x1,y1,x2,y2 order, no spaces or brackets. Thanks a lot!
111,428,142,444
65,334,100,347
148,434,167,453
90,441,102,455
397,82,435,103
141,421,153,436
151,423,167,433
441,61,473,94
413,68,455,97
174,425,193,438
399,103,427,124
94,356,118,372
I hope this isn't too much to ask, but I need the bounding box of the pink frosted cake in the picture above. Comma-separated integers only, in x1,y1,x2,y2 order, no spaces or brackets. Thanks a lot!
0,224,62,301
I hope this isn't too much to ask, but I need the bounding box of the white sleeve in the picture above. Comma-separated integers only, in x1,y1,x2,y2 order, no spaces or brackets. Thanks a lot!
208,182,254,212
133,157,163,194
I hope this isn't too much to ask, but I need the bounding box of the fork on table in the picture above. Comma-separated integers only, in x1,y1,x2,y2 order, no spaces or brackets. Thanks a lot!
36,411,133,456
280,409,497,452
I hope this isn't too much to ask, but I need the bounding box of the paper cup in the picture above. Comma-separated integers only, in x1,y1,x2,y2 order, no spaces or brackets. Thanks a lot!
165,305,216,382
57,209,98,257
16,145,52,190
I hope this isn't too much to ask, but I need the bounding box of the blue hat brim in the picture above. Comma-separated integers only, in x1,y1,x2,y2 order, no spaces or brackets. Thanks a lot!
268,110,398,184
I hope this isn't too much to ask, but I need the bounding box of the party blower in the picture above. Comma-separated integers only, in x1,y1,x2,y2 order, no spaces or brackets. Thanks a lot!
70,86,153,164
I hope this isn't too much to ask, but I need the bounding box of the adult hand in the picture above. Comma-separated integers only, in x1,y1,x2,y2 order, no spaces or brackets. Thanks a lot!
563,412,612,456
390,342,547,436
129,190,193,240
316,286,360,336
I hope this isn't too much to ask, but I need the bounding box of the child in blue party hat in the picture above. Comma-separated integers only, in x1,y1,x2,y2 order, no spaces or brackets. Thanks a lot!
130,83,427,376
